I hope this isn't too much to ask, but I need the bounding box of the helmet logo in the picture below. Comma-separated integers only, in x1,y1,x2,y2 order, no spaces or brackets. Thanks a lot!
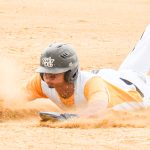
42,57,55,67
69,62,73,67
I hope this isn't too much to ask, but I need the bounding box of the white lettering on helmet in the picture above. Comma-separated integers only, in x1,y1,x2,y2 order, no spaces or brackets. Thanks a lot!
42,57,55,67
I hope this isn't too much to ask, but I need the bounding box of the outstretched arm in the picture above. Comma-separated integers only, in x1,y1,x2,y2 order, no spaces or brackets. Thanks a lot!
78,77,110,118
79,92,109,118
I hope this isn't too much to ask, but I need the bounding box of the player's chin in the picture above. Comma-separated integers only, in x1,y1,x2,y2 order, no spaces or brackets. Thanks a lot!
47,83,60,88
48,85,54,88
46,82,55,88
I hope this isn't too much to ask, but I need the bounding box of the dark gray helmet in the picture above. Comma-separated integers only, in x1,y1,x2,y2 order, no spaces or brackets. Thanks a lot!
36,43,79,83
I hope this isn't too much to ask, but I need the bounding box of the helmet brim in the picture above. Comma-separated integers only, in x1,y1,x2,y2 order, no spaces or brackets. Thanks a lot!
36,66,70,74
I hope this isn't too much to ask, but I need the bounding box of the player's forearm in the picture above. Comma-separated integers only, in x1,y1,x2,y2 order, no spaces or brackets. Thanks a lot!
78,92,109,118
79,101,108,118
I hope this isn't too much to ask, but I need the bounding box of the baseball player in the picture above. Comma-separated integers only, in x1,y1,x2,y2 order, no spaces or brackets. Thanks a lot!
24,24,150,119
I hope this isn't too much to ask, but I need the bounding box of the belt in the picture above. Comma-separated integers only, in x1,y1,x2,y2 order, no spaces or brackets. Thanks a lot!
120,78,144,98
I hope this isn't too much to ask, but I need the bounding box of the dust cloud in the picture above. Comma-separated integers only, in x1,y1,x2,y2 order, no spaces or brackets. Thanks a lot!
0,56,26,107
40,108,150,129
0,56,35,120
0,56,59,121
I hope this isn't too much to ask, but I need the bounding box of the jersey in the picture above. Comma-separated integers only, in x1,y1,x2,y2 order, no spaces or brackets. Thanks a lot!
24,69,143,110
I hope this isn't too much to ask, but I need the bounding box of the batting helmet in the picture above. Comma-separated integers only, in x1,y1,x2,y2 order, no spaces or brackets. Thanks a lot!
36,43,79,83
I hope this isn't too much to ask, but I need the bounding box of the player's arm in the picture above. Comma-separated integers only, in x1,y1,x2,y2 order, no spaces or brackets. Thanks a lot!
22,74,48,101
79,77,109,118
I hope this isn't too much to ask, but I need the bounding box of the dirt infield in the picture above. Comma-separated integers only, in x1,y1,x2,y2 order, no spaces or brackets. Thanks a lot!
0,0,150,149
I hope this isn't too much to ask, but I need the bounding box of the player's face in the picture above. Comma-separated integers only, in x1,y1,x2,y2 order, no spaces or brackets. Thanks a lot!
43,72,65,88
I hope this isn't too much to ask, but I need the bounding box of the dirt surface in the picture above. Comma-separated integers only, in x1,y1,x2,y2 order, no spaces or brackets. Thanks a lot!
0,0,150,149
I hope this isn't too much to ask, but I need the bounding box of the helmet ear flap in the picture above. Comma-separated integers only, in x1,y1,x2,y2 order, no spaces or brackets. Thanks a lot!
65,67,78,83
